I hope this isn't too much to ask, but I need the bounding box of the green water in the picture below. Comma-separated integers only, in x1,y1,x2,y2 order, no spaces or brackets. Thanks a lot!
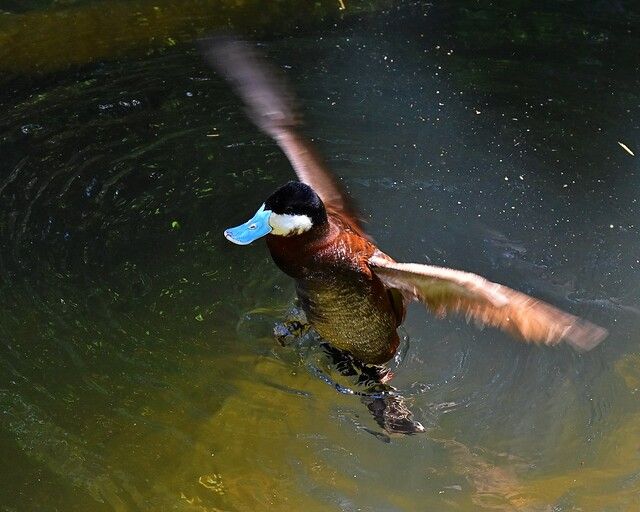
1,1,639,510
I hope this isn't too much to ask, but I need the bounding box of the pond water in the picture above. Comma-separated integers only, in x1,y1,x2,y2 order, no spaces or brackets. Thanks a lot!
1,1,639,510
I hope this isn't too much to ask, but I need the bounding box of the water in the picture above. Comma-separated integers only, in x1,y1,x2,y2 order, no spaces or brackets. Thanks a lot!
1,1,639,510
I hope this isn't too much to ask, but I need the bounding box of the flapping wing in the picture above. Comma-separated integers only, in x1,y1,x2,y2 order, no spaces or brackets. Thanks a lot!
199,34,364,233
368,256,607,351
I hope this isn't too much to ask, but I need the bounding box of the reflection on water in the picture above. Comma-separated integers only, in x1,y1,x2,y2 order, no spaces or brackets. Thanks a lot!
1,1,639,510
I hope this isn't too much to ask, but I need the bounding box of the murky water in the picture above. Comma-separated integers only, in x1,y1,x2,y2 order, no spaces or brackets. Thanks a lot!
1,1,639,510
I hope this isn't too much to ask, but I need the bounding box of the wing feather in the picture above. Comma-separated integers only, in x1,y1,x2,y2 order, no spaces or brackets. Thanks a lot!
199,35,364,233
369,256,607,351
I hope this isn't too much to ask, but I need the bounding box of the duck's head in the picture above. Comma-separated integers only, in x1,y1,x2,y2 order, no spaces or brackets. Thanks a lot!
224,181,327,245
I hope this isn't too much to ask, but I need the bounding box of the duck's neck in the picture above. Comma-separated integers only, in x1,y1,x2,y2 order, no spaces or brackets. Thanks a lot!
266,221,331,278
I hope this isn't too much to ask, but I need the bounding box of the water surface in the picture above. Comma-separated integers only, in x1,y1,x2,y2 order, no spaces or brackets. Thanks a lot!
1,1,639,510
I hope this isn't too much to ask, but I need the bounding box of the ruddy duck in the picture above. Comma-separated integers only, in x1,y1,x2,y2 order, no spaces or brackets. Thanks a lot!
202,36,607,365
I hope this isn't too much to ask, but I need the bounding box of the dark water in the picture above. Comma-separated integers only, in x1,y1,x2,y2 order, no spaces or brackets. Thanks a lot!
1,1,639,510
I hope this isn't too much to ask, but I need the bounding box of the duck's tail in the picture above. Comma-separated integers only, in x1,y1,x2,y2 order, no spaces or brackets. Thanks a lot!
199,34,300,139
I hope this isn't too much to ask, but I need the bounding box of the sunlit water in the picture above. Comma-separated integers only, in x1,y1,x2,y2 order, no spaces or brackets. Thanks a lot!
1,2,639,510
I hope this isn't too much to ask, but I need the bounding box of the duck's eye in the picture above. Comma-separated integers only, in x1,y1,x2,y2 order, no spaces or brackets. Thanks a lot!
248,223,257,230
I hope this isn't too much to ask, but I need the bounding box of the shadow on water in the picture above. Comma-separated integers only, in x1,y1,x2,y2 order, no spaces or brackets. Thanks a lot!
1,1,639,510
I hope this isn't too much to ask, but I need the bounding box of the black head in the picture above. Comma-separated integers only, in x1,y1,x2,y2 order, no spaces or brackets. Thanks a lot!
264,181,327,227
224,181,326,245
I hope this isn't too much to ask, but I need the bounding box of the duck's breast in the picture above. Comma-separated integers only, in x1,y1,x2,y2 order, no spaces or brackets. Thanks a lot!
296,264,400,364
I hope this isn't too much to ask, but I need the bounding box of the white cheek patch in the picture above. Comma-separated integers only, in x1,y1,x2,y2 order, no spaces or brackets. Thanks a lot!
268,212,313,236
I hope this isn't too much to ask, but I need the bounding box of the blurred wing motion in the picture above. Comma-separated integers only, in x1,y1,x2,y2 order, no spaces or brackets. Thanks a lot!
199,35,365,233
368,255,608,351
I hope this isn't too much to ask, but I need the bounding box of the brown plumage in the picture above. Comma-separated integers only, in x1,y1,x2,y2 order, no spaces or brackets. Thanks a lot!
202,35,607,364
267,216,404,363
368,256,607,351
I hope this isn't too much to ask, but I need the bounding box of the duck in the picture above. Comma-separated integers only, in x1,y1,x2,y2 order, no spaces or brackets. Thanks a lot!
201,35,607,365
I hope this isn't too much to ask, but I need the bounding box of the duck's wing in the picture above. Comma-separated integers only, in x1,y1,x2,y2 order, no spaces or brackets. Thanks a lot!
368,255,607,351
200,35,365,234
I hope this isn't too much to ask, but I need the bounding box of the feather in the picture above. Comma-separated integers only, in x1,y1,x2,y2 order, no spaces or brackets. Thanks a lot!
199,34,364,234
369,256,607,351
